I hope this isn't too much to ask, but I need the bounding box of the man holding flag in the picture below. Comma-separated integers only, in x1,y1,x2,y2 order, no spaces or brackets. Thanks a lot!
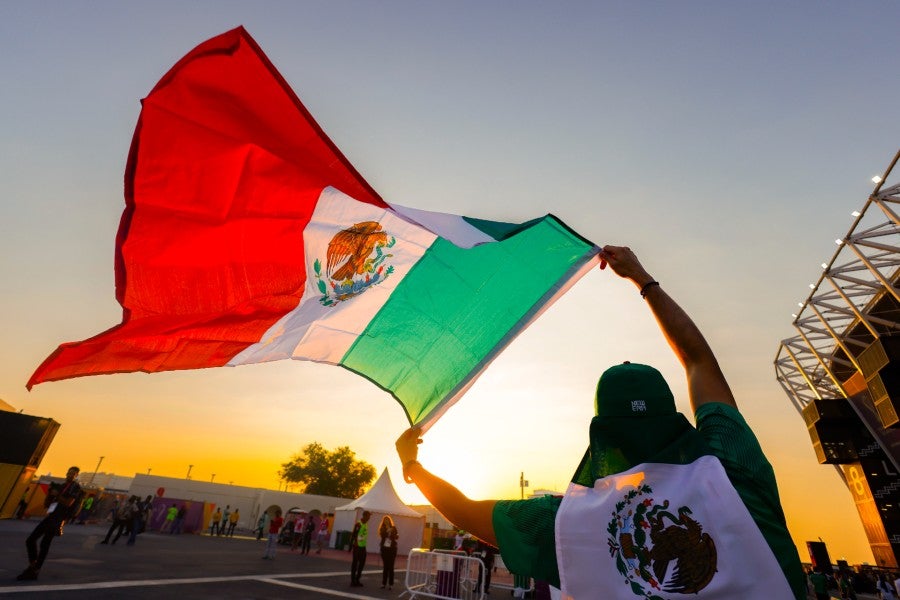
396,245,806,599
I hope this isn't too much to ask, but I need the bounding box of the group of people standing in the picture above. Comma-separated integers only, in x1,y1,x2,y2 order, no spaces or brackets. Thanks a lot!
809,567,900,600
877,572,900,599
348,511,399,590
289,513,319,554
159,502,188,534
16,471,208,582
100,494,155,545
260,510,330,559
208,504,240,537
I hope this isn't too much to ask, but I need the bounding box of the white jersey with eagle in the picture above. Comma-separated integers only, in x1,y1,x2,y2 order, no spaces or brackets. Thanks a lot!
555,455,793,599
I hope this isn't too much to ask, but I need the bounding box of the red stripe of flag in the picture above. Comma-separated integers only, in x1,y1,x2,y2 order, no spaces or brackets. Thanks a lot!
28,27,386,389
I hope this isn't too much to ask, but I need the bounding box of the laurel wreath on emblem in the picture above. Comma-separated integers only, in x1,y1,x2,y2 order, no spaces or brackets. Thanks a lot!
313,221,396,307
606,483,717,599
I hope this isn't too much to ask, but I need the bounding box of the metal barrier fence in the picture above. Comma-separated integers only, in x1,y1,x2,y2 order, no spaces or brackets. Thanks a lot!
490,554,534,596
403,549,486,600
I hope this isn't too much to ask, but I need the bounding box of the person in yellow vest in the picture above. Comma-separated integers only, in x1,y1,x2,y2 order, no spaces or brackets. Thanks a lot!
209,508,222,536
349,511,371,587
227,508,239,537
159,503,178,533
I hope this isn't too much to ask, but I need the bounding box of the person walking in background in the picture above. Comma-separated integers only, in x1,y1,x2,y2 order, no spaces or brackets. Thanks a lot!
106,498,119,523
14,488,30,519
172,504,187,534
475,540,497,594
290,516,303,551
877,573,897,600
227,508,239,537
453,530,465,552
256,514,266,540
301,515,315,555
126,496,149,545
262,509,283,559
219,505,230,536
378,516,399,590
209,507,222,536
17,466,83,581
836,571,856,600
76,495,94,524
141,495,153,532
808,569,828,600
315,518,329,554
349,511,370,587
160,503,177,533
101,495,136,545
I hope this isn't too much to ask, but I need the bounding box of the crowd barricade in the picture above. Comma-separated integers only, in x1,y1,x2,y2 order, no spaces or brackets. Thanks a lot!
489,554,534,596
403,549,486,600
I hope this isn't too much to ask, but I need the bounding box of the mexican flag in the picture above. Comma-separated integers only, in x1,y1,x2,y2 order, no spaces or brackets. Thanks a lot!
27,27,599,428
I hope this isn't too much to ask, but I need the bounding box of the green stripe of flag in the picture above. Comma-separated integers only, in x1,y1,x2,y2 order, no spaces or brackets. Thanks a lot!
461,215,521,240
340,215,596,425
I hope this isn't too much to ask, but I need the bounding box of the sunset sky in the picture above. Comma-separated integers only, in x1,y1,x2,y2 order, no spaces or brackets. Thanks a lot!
3,2,900,565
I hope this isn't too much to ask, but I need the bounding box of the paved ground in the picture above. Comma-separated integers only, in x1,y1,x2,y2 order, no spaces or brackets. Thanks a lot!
0,518,409,598
0,518,881,599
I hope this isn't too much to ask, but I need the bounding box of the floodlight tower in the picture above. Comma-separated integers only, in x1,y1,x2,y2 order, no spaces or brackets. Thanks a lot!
775,149,900,568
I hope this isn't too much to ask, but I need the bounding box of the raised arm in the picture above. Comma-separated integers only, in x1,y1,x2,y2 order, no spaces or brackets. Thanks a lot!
598,245,737,411
396,427,498,546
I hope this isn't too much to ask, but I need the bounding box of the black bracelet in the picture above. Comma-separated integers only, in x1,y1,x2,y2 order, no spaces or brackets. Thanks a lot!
640,281,660,298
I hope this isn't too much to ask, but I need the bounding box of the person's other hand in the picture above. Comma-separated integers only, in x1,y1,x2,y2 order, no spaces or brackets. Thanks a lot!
598,245,652,286
396,427,423,482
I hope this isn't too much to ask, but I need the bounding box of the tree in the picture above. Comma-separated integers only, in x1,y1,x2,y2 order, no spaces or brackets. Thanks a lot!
278,442,376,498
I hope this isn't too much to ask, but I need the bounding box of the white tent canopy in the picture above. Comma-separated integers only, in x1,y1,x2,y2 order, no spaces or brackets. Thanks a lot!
332,468,425,556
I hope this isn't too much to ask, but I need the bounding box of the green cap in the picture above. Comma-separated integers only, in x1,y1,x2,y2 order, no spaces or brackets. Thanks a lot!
595,362,675,418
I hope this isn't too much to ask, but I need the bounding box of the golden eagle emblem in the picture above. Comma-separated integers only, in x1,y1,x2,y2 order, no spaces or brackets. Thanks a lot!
607,484,717,597
313,221,395,306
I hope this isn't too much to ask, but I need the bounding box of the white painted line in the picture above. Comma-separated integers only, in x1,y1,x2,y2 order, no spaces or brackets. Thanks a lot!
0,576,250,595
0,570,383,595
258,578,380,599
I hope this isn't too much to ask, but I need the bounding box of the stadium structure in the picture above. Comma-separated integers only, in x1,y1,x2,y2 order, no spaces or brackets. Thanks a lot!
775,149,900,568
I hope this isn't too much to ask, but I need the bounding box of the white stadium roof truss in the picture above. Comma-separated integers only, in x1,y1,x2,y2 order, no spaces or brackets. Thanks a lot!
775,150,900,415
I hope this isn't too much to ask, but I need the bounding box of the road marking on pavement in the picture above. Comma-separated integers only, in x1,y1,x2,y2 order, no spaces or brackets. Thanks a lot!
259,578,380,599
0,571,382,595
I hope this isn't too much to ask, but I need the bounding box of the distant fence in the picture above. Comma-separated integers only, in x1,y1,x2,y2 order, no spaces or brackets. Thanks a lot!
403,549,485,599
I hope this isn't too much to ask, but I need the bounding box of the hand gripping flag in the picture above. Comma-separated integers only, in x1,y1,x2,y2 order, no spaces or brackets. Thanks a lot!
28,27,600,429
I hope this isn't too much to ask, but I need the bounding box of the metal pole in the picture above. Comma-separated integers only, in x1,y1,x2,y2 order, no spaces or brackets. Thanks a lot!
88,456,104,485
186,464,193,480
